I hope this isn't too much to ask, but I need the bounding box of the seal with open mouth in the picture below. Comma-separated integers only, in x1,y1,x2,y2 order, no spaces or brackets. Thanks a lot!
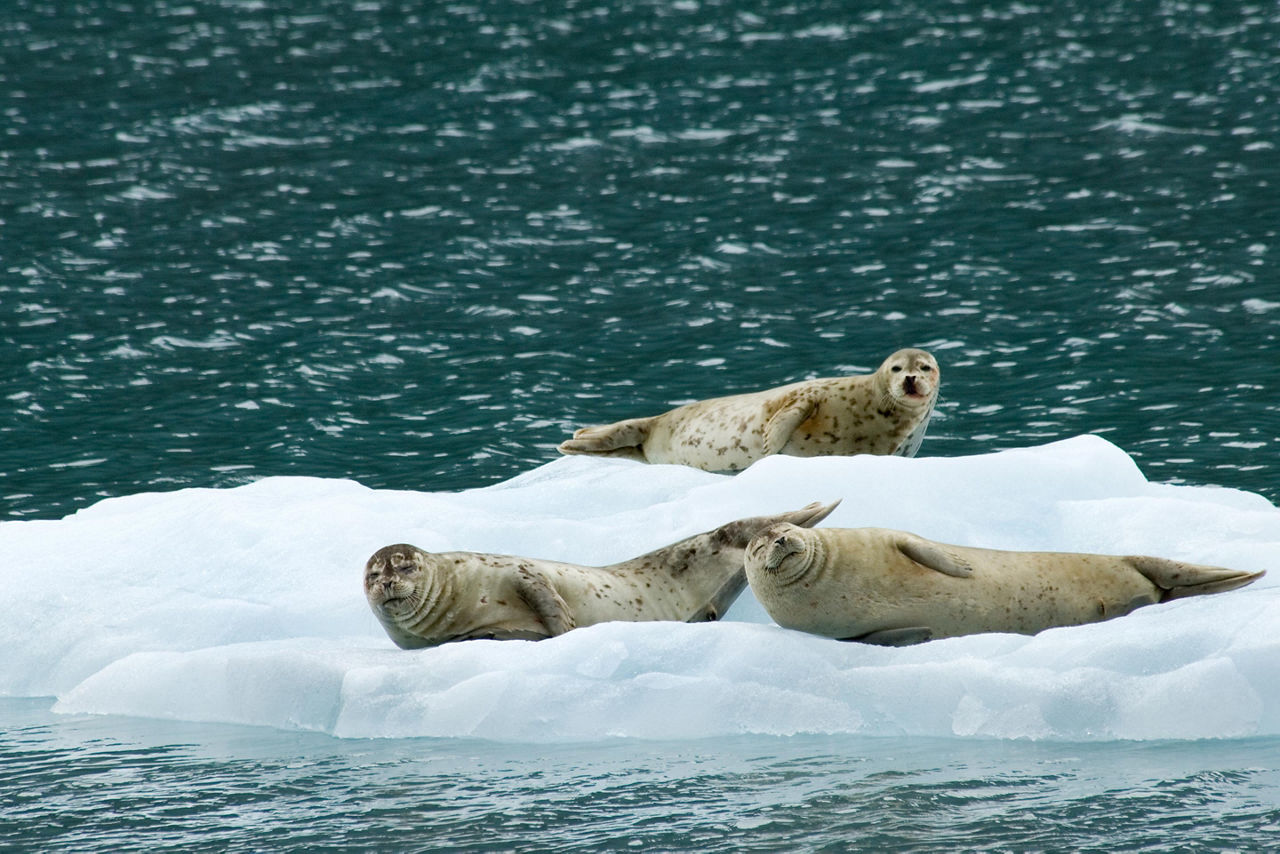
558,348,940,471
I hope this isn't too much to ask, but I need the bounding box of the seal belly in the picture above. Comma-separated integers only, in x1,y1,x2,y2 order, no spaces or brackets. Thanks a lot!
553,565,663,625
928,548,1161,637
643,394,770,469
782,405,904,457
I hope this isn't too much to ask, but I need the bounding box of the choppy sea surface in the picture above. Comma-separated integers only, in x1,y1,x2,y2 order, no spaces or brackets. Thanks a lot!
3,0,1279,850
5,697,1279,852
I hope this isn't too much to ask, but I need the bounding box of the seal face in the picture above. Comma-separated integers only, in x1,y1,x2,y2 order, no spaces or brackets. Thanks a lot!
744,525,1266,645
558,348,940,471
364,501,839,649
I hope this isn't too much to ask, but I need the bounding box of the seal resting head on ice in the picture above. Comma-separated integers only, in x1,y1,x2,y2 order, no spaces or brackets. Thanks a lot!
744,524,1266,646
365,500,839,649
558,347,939,471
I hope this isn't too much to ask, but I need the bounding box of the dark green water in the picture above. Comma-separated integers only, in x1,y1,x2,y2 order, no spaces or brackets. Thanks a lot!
4,0,1278,520
3,0,1279,849
3,699,1279,853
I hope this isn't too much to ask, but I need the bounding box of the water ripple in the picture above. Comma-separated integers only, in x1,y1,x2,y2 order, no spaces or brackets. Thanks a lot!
4,0,1279,518
3,703,1279,852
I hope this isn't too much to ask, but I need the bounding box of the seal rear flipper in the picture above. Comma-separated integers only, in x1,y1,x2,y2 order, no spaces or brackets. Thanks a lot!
514,567,577,636
1124,556,1266,601
783,499,841,530
711,500,842,550
843,627,934,646
558,417,654,460
897,537,973,578
761,387,820,455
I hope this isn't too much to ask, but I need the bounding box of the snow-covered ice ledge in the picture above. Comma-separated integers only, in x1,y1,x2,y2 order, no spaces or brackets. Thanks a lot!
3,435,1276,741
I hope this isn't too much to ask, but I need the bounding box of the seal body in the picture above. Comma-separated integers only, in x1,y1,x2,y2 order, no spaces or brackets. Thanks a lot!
365,501,838,649
559,348,939,471
744,525,1266,645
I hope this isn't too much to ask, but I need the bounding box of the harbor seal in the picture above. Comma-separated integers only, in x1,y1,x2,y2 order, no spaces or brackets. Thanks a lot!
558,347,940,471
744,525,1266,645
365,500,838,649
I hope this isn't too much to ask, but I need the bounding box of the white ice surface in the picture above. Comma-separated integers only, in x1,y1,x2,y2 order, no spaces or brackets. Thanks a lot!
3,435,1278,742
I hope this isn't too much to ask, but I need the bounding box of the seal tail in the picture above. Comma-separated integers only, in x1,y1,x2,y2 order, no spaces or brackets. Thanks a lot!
780,499,841,530
711,500,841,549
1124,555,1266,601
558,417,654,461
670,496,839,624
685,501,840,622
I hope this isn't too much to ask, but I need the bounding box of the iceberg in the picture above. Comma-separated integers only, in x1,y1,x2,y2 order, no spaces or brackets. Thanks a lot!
3,435,1277,742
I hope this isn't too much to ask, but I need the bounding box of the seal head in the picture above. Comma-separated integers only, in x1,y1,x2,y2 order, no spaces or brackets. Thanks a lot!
746,523,817,585
366,545,421,616
876,348,938,409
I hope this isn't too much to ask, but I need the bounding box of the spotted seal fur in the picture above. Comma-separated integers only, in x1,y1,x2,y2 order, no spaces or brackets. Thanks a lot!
744,524,1265,645
558,348,939,471
365,501,839,648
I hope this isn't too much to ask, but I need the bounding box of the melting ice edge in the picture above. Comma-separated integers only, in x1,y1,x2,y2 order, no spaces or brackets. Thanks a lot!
3,435,1278,742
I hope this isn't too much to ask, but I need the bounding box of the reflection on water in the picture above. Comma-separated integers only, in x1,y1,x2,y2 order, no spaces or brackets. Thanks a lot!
4,2,1280,850
4,0,1280,518
3,699,1278,852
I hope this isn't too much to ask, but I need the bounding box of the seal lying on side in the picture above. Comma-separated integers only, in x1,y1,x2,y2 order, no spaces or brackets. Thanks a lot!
744,524,1266,646
559,348,940,471
365,501,838,649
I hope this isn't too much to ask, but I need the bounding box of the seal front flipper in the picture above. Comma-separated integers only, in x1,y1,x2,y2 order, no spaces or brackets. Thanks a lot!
688,570,748,622
843,627,934,646
761,387,820,455
897,537,973,578
1123,556,1265,601
457,627,553,642
892,408,933,458
514,566,577,636
558,416,654,461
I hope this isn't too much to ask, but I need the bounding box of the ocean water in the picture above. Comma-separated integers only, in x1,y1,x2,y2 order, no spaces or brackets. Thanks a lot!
5,697,1279,852
3,440,1280,850
3,0,1280,850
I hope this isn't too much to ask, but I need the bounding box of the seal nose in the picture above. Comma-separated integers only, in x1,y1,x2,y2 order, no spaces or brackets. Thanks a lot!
763,533,801,572
904,375,918,395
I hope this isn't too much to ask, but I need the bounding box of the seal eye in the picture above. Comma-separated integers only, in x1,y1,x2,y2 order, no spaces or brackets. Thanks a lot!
891,365,902,373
